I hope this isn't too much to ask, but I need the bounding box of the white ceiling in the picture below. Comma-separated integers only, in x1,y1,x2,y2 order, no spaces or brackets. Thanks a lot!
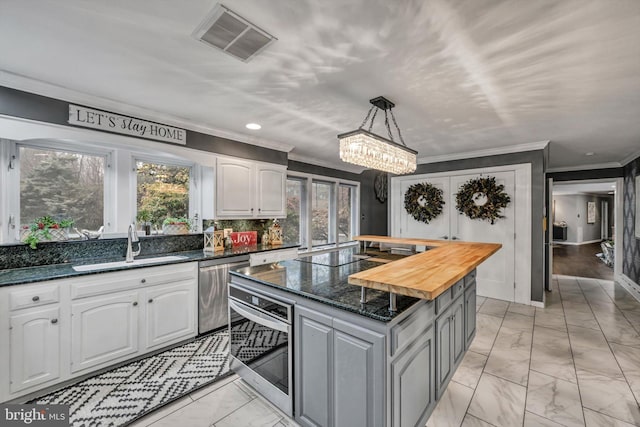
1,0,639,172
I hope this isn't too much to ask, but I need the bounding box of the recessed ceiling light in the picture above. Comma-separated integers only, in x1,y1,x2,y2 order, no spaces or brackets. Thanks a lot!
585,152,595,156
245,123,261,130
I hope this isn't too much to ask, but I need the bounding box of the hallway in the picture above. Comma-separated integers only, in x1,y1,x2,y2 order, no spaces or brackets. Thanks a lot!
553,242,613,280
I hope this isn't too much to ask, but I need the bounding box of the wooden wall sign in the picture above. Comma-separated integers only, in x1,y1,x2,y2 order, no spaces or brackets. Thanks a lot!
68,104,186,145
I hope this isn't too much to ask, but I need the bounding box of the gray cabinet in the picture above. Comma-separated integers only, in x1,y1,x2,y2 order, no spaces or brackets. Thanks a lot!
390,324,435,427
464,282,477,349
435,293,464,398
295,306,385,427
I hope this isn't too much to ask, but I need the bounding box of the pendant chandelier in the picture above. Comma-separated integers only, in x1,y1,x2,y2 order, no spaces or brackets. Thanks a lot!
338,96,417,175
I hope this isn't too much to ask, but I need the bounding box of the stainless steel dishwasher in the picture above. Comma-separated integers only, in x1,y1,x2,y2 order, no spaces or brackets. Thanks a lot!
198,255,249,334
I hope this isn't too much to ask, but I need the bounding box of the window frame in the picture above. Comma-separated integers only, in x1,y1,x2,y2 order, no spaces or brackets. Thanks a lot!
286,171,360,253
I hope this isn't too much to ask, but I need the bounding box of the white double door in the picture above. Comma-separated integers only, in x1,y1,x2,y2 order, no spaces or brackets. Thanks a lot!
395,171,516,302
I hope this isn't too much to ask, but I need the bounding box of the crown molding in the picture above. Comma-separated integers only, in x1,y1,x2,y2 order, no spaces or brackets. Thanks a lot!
417,140,549,165
0,71,295,153
287,152,364,175
546,162,622,173
620,147,640,166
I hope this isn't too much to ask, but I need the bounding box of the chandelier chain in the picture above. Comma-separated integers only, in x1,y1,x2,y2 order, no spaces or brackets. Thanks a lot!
368,108,379,132
384,109,394,142
359,105,376,130
389,108,406,146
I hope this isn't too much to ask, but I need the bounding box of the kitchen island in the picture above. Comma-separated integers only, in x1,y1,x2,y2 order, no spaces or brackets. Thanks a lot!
228,236,501,427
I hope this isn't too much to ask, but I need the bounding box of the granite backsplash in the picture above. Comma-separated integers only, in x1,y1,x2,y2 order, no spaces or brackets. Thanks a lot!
0,234,204,270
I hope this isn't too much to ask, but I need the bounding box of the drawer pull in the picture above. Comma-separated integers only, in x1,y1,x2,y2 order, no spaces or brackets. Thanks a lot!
32,296,40,302
148,298,154,303
141,279,146,284
133,301,138,306
51,318,58,324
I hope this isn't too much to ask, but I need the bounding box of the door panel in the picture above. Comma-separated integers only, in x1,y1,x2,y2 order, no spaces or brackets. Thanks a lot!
145,282,196,350
399,177,450,239
450,172,515,301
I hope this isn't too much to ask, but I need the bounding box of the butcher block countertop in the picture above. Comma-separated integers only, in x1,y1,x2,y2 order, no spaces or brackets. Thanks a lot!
348,235,501,300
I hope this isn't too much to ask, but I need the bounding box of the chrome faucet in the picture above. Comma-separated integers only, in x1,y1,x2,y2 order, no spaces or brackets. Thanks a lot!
126,224,141,262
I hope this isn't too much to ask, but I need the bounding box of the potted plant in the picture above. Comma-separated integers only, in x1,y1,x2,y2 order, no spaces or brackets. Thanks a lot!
20,216,74,249
137,209,152,236
162,217,191,235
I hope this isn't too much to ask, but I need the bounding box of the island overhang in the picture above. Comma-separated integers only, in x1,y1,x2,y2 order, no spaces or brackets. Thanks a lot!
348,235,501,300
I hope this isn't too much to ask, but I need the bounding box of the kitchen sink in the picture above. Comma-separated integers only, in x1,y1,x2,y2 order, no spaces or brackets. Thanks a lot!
72,255,188,272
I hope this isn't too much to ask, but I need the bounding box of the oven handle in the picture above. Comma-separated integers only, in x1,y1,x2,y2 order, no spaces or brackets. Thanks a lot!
229,299,290,333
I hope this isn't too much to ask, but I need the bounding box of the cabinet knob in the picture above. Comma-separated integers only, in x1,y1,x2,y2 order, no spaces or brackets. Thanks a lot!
148,298,154,303
451,236,459,240
141,279,146,284
32,296,40,302
51,318,58,324
251,208,254,212
133,302,138,306
258,208,261,212
441,236,449,240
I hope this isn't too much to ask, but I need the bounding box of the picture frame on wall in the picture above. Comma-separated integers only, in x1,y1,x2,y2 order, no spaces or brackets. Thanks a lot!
636,176,640,238
587,201,596,224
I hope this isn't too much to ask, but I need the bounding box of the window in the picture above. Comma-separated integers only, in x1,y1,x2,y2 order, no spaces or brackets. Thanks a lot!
136,160,190,228
281,178,307,247
19,146,105,231
312,180,336,246
338,184,357,242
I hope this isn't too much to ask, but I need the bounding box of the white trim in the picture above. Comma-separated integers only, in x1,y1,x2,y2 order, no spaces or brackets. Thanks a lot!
287,152,364,175
617,274,640,304
0,71,294,154
614,177,624,278
620,149,640,166
553,239,603,246
530,300,545,308
546,162,622,173
417,141,549,165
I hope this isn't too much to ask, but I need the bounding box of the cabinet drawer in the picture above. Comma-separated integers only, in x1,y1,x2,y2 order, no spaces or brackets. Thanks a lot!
390,300,434,356
435,288,452,315
250,248,298,266
451,279,464,298
71,262,197,299
10,284,60,311
464,270,477,287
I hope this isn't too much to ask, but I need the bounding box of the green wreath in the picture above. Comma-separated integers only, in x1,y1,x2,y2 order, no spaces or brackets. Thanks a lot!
455,176,510,224
404,182,445,224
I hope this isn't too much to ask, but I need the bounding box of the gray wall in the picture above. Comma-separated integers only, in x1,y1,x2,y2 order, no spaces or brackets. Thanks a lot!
411,150,546,303
0,86,287,165
554,195,606,243
623,155,640,284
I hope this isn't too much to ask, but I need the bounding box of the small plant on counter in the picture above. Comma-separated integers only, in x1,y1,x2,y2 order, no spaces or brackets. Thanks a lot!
137,209,152,235
21,216,74,249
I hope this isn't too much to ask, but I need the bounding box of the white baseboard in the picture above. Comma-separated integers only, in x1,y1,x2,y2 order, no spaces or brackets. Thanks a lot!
553,239,602,246
617,274,640,303
530,300,545,308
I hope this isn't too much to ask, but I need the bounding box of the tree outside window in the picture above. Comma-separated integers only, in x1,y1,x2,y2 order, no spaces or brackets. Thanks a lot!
136,161,190,228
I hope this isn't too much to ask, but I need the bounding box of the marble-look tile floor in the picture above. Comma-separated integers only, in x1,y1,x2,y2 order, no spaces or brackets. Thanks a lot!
130,275,640,427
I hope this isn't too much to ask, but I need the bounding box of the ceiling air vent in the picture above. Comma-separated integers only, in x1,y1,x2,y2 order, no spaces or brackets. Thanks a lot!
193,4,276,62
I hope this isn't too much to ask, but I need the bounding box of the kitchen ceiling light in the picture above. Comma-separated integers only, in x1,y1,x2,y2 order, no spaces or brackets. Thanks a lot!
246,123,261,130
338,96,417,175
585,152,595,156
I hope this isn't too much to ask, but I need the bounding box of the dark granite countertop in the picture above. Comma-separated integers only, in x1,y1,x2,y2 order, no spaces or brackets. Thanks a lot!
0,244,298,287
230,248,420,322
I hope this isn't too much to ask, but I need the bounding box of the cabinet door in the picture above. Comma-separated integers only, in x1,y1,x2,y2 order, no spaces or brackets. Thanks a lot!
435,308,452,399
295,306,333,427
216,157,254,217
464,283,477,349
71,292,139,373
451,295,465,367
145,281,196,350
9,306,61,393
390,325,435,427
256,164,286,217
333,319,385,427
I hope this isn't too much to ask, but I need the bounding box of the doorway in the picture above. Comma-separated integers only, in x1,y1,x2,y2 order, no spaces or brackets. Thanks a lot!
551,180,617,280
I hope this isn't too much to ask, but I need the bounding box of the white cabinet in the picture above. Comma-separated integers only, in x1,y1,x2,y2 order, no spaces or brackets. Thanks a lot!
215,156,286,219
9,306,61,393
71,291,140,373
144,281,196,350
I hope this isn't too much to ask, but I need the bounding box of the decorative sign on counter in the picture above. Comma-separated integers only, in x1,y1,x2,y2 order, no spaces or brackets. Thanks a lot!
230,231,258,246
68,104,187,145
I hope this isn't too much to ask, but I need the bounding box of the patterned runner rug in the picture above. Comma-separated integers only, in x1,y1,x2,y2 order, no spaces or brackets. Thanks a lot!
32,329,230,427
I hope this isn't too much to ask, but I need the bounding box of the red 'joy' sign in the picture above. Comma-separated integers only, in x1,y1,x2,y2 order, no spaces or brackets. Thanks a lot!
230,231,257,246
